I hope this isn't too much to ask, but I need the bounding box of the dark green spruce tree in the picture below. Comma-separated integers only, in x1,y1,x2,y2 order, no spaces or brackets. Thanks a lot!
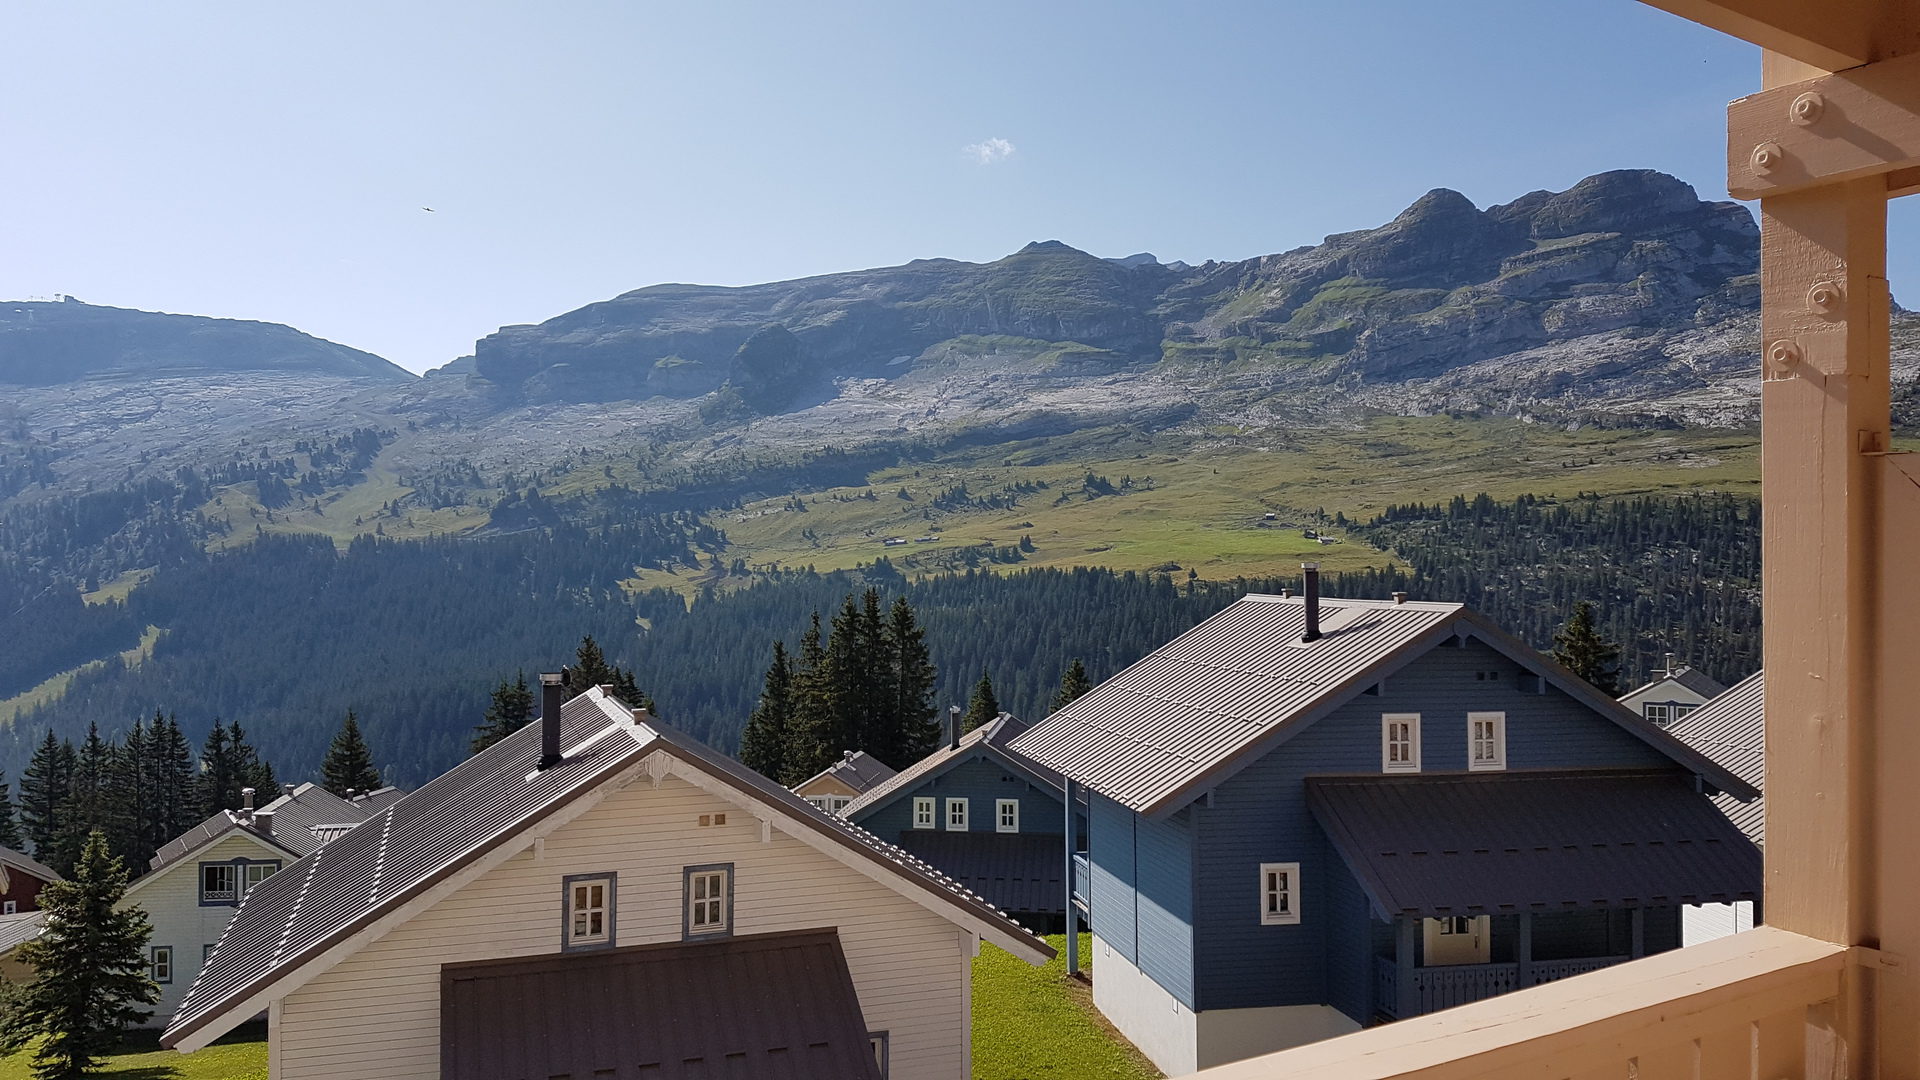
565,635,654,712
1053,657,1093,713
471,672,536,754
886,595,939,764
322,711,383,796
739,641,796,784
52,725,111,876
0,771,23,852
784,613,836,781
19,732,74,864
198,721,279,816
851,588,896,760
144,713,197,861
0,830,157,1080
1552,600,1623,694
100,717,149,867
961,668,1000,733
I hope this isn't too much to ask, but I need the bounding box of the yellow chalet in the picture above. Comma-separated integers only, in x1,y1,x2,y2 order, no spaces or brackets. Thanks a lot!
1190,3,1920,1078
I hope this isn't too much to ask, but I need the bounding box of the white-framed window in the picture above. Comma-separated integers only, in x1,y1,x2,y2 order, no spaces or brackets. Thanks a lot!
996,799,1020,833
1382,713,1421,773
1673,703,1699,721
828,795,852,813
868,1031,890,1078
684,864,733,938
1259,862,1301,925
912,797,936,830
200,863,238,904
3,901,16,915
244,862,278,893
1644,703,1673,727
946,797,969,831
150,946,173,984
564,873,615,951
805,795,830,811
1468,711,1506,771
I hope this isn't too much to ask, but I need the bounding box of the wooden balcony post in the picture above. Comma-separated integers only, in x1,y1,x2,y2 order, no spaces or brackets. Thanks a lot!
1750,46,1910,1079
1396,918,1416,1019
1516,914,1533,988
1064,778,1079,977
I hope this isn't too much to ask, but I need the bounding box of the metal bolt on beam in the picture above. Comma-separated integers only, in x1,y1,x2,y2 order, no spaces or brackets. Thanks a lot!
1766,339,1803,375
1789,92,1825,126
1751,142,1785,176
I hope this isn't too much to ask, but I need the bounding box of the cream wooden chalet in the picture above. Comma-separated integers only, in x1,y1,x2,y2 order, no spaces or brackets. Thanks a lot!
1185,3,1920,1077
162,680,1051,1079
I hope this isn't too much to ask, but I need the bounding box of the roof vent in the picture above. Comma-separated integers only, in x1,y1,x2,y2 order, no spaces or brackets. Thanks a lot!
539,670,567,770
1301,563,1322,643
253,807,275,836
1392,591,1408,605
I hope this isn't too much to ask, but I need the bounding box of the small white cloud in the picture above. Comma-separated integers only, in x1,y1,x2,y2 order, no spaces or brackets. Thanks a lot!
963,137,1016,165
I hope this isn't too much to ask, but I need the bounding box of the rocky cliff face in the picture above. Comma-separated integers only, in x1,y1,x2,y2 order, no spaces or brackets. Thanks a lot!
458,170,1792,426
0,298,414,386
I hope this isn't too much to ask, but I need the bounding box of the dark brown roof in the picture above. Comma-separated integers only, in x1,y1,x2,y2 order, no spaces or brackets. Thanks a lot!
163,689,1051,1051
1306,769,1763,919
891,831,1065,916
441,928,879,1080
795,750,898,795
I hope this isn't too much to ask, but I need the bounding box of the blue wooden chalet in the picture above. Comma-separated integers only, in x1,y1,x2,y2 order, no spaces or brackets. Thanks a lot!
840,712,1078,931
1011,573,1761,1075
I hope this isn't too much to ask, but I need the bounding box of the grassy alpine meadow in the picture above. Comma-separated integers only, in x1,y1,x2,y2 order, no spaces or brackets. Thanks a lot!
0,1024,266,1080
974,933,1161,1080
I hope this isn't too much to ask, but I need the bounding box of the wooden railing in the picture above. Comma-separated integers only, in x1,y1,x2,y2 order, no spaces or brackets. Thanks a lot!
1071,852,1089,905
1374,955,1632,1018
1188,927,1849,1080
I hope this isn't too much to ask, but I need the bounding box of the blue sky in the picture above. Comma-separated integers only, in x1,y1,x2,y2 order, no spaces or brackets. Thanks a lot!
2,1,1904,374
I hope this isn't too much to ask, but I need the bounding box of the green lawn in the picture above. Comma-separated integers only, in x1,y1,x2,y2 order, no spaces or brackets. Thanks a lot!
0,1024,265,1080
974,933,1161,1080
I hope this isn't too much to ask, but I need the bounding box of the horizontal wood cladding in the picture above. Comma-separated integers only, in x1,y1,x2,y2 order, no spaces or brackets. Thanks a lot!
1194,640,1675,1014
277,776,968,1080
135,831,284,1026
855,752,1065,838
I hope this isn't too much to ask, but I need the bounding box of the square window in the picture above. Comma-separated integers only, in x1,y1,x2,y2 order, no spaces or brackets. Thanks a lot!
1674,703,1699,720
150,946,172,984
243,862,279,896
996,799,1019,833
684,864,733,939
804,796,828,811
829,796,851,813
1259,862,1300,925
563,873,616,951
945,798,969,831
912,797,936,830
2,901,15,915
1468,711,1506,772
1381,714,1421,773
1645,703,1673,727
200,863,238,904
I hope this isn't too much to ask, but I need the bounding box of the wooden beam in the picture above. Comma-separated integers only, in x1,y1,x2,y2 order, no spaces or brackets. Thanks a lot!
1728,50,1920,199
1640,0,1895,72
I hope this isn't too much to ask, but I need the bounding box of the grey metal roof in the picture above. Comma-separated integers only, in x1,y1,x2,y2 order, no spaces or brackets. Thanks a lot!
890,831,1064,916
795,750,898,795
841,713,1061,820
1622,666,1730,703
1307,769,1764,919
440,928,880,1080
164,688,1051,1050
0,846,59,885
347,786,406,813
147,782,389,872
1669,671,1765,845
0,911,46,955
1011,595,1756,817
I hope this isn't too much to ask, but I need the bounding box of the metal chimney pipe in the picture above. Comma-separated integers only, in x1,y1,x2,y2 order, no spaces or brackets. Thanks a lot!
241,787,255,812
949,704,962,750
539,670,567,770
1301,563,1322,642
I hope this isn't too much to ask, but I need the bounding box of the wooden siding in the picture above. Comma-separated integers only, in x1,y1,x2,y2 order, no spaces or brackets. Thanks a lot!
131,831,286,1026
1089,793,1137,967
274,775,971,1080
1324,849,1374,1023
1134,806,1195,1006
1193,639,1677,1014
854,752,1064,838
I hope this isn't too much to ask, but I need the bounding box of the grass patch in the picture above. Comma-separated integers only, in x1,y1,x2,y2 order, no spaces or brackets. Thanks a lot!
974,934,1159,1080
0,625,164,726
0,1023,266,1080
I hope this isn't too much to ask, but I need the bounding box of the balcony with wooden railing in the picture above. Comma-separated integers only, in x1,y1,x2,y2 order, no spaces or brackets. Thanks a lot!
1184,2,1920,1077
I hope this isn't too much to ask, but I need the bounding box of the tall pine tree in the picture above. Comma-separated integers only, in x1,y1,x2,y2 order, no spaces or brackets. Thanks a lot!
961,668,1000,733
322,711,383,796
1053,658,1093,712
784,614,836,780
886,595,939,764
739,642,796,783
566,636,654,711
1552,600,1623,694
471,672,536,754
0,830,157,1080
19,732,73,865
0,771,23,852
144,713,196,860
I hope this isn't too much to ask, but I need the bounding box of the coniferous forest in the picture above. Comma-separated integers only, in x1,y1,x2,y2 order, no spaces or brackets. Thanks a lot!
1,491,1761,791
